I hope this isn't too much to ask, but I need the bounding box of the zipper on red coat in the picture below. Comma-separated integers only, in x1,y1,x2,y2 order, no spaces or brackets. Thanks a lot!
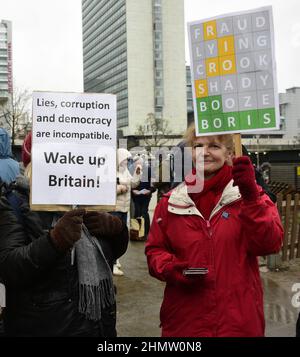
205,218,217,336
206,220,212,238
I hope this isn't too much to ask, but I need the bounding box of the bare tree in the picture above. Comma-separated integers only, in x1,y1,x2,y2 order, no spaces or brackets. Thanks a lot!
0,87,31,145
136,113,173,147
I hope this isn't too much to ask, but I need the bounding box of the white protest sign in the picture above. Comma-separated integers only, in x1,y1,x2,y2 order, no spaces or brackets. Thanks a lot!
32,91,117,206
188,6,280,136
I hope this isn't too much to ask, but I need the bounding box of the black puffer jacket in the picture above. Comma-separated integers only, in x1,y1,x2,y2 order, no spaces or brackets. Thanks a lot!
0,181,128,337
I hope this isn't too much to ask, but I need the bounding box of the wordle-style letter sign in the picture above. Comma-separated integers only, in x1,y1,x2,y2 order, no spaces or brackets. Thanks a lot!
188,7,279,136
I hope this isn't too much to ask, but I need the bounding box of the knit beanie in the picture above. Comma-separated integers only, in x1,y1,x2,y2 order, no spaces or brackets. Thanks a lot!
22,131,32,168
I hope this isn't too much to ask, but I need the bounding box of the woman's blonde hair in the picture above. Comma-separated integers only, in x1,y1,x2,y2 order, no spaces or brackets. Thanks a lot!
184,123,234,152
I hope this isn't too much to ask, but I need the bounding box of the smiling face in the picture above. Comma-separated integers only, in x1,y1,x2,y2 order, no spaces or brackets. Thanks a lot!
192,136,232,179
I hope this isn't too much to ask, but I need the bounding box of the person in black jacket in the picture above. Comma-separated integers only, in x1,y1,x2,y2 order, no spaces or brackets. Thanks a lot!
131,156,156,239
0,175,128,337
0,179,5,337
0,133,129,337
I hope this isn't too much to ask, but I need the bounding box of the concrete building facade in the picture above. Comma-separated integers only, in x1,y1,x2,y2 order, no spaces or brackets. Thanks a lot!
0,20,12,103
0,20,13,130
82,0,187,138
279,87,300,140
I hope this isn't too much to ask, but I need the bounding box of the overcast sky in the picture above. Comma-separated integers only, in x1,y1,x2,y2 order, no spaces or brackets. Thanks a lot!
0,0,299,94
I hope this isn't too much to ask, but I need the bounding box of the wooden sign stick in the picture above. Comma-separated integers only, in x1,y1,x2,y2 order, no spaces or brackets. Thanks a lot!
233,133,242,157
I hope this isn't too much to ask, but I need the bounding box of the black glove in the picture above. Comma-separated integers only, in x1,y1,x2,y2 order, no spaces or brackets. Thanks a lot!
50,209,85,251
83,211,123,238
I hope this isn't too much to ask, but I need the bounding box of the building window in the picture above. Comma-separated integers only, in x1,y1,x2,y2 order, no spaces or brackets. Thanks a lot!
155,98,163,107
279,104,286,117
155,51,162,60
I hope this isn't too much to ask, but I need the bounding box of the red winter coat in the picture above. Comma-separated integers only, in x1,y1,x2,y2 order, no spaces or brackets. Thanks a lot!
145,180,283,337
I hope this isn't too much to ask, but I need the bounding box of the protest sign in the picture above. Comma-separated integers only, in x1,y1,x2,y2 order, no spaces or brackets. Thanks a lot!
188,6,280,136
31,91,117,209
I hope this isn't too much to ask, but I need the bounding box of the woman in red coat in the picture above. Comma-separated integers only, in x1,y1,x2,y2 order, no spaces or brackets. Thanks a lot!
145,125,283,337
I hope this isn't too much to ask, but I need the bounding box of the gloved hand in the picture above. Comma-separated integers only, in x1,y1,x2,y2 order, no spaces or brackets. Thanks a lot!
83,211,123,238
163,260,196,286
232,156,259,201
50,209,85,251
